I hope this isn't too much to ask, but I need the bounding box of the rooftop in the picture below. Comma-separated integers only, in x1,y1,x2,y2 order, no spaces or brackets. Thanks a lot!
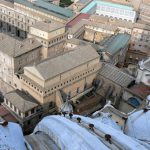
99,33,131,55
14,0,74,20
0,33,41,57
67,13,90,28
81,0,134,13
5,90,38,113
25,45,99,80
0,0,14,8
31,21,65,32
98,63,135,87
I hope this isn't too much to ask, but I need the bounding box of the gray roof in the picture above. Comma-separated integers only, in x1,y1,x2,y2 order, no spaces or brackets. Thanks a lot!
5,90,38,113
25,45,99,80
99,63,135,87
0,34,41,57
25,132,60,150
31,21,64,32
99,33,131,55
14,0,74,20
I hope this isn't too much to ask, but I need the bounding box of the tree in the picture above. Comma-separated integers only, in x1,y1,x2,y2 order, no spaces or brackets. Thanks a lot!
60,0,73,7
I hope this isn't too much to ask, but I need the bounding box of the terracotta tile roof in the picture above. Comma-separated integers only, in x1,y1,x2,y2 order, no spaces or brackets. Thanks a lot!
0,105,17,123
129,84,150,99
98,63,135,87
67,13,90,27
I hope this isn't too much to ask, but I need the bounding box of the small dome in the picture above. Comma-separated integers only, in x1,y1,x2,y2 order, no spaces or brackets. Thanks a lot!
60,101,73,113
125,109,150,143
0,122,26,150
94,112,122,131
147,95,150,102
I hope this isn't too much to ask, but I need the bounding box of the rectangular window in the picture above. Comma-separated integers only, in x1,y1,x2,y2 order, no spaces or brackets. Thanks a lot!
10,102,12,108
25,112,28,117
31,108,34,114
27,120,30,125
18,110,21,116
77,87,80,94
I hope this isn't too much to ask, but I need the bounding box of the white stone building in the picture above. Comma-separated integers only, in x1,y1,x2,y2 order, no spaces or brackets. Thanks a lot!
81,0,137,22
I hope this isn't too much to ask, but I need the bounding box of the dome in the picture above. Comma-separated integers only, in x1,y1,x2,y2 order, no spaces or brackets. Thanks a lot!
0,122,27,150
125,109,150,143
31,115,149,150
94,112,122,131
34,115,109,150
147,95,150,102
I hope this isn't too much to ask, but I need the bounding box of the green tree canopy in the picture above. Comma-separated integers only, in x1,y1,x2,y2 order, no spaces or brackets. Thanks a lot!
60,0,73,7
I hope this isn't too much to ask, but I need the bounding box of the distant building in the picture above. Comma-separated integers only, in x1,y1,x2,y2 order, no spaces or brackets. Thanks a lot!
138,3,150,24
28,21,67,59
130,28,150,53
0,33,42,94
0,0,74,38
81,0,137,22
98,33,131,66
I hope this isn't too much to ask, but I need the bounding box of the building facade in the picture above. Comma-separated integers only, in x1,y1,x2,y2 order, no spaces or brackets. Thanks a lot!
20,45,101,110
28,21,68,59
81,0,137,22
0,0,74,38
0,33,42,93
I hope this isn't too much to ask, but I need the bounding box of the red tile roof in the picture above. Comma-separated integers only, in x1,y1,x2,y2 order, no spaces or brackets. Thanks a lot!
0,105,17,123
67,13,90,27
129,84,150,99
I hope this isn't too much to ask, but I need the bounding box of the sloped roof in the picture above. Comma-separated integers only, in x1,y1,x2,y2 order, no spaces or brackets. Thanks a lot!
25,45,99,80
0,33,41,57
14,0,74,20
129,83,150,99
67,13,90,27
5,90,38,113
99,33,131,55
31,21,64,32
98,63,135,87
